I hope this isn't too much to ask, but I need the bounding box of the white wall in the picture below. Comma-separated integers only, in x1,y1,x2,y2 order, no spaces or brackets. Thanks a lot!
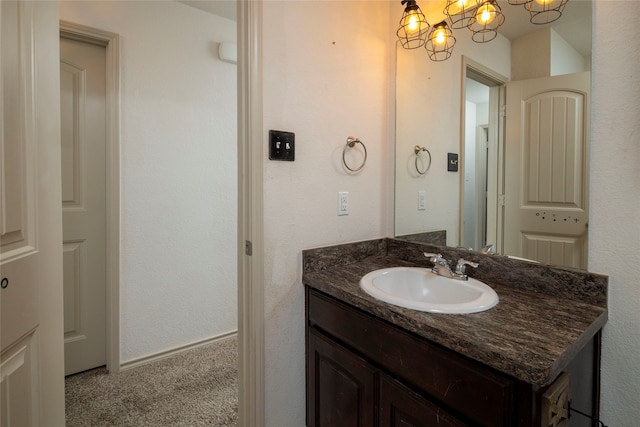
59,1,238,363
590,1,640,425
512,27,588,80
395,31,510,245
511,28,552,80
463,100,477,248
550,28,587,76
261,1,394,424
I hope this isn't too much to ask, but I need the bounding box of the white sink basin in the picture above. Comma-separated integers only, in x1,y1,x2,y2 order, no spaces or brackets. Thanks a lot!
359,267,498,314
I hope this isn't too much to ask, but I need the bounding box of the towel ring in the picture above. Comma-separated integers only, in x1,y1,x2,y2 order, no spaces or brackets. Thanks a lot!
414,145,432,175
342,136,367,172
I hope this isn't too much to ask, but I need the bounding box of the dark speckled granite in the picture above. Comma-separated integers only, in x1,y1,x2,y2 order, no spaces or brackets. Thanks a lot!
302,239,386,273
395,230,446,246
302,238,608,387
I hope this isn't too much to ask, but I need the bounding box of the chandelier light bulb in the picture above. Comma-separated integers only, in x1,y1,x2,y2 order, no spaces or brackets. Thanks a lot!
448,0,473,15
477,2,497,25
534,0,553,4
433,26,447,45
457,0,470,9
405,10,421,34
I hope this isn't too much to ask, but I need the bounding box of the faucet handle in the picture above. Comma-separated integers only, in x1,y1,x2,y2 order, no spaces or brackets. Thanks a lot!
481,244,495,254
455,258,479,275
423,252,444,263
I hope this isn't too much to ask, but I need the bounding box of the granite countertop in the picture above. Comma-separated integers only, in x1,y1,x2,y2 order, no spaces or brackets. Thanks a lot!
302,239,608,388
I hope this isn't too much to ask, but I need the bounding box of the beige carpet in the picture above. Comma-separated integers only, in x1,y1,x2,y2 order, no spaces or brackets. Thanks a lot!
65,336,238,426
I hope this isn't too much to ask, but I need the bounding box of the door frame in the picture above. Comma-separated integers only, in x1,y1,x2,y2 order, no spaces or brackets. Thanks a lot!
237,0,265,424
59,21,121,374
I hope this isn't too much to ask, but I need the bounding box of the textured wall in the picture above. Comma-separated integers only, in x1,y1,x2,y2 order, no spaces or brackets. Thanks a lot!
590,1,640,425
59,1,238,363
261,1,394,424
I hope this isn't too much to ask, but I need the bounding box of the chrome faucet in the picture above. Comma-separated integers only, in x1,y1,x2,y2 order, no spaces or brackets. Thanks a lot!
424,253,479,281
454,258,479,280
481,244,496,254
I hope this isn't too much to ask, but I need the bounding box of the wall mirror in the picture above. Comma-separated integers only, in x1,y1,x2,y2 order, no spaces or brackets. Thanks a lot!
394,0,591,269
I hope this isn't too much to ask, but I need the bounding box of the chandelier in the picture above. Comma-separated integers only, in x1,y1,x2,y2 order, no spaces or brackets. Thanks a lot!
397,0,570,61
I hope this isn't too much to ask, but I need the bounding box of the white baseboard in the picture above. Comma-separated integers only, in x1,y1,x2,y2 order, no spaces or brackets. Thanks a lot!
119,330,237,372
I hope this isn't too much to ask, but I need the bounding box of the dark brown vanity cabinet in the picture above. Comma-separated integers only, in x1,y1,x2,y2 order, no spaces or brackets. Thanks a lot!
305,287,540,427
308,328,465,427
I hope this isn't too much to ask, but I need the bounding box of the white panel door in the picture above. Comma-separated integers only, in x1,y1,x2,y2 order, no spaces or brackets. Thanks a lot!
60,36,107,376
503,72,590,268
1,1,65,426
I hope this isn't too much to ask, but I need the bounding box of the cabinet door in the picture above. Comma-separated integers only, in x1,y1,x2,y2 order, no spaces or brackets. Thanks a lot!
380,374,468,427
307,329,377,427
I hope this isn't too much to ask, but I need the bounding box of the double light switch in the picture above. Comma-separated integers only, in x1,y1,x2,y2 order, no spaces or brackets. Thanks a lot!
269,130,295,161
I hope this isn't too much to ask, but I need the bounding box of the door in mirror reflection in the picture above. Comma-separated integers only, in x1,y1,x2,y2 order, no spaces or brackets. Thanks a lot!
461,65,506,253
503,72,590,269
462,79,492,252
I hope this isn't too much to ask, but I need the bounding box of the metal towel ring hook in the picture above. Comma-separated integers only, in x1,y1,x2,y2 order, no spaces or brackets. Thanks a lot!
342,136,367,172
414,145,432,175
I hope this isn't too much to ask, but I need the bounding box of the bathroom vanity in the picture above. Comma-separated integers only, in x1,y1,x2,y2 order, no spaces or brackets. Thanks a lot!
303,238,608,427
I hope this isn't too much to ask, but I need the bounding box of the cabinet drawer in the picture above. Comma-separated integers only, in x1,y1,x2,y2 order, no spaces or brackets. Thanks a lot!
308,289,515,427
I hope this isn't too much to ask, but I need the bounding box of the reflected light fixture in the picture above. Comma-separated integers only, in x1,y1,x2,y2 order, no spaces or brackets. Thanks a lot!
469,0,505,43
397,0,430,49
444,0,477,29
526,0,569,24
425,21,456,61
398,0,570,61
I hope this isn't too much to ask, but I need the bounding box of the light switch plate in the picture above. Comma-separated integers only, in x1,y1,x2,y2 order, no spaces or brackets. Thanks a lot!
338,192,349,216
269,130,295,161
448,153,459,172
418,190,426,210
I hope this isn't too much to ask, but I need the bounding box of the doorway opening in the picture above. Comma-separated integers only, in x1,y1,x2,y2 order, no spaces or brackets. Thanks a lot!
460,57,507,252
59,22,120,374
